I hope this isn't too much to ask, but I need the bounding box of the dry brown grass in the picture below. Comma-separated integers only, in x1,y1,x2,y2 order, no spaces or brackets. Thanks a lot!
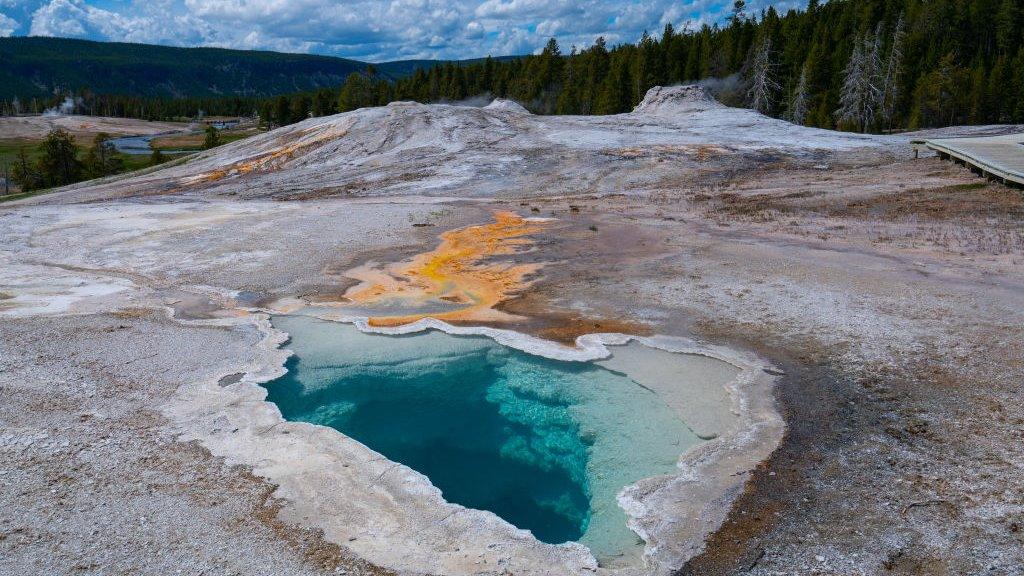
150,128,260,150
830,182,1023,220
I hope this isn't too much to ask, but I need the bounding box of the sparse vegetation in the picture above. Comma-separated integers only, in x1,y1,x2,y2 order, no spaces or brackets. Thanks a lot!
150,128,257,151
202,126,221,150
82,133,124,179
35,128,82,188
3,128,179,198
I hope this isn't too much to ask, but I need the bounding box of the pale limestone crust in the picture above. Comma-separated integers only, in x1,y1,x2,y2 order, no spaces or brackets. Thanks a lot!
162,310,782,576
9,86,895,207
3,85,1019,576
483,99,531,115
165,313,601,576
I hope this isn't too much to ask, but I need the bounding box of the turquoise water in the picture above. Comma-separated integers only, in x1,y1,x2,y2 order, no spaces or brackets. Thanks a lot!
264,316,700,566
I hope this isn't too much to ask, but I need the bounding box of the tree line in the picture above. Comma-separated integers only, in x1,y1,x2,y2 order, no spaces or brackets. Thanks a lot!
0,92,263,122
2,0,1022,132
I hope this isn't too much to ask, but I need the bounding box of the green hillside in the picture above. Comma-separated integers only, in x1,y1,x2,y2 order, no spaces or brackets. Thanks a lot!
0,37,484,100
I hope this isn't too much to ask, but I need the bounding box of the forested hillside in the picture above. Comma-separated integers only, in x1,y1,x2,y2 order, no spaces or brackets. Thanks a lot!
0,37,384,100
3,0,1022,131
373,0,1024,130
0,37,501,104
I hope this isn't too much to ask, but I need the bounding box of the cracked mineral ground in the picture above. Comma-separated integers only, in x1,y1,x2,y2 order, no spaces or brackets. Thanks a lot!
2,86,1023,576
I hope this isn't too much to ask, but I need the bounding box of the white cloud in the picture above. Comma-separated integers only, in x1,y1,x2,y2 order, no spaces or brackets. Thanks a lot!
465,20,484,39
15,0,800,61
28,0,213,45
0,12,16,36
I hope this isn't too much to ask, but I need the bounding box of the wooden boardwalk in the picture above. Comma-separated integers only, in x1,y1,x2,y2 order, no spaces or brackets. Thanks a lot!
925,133,1024,187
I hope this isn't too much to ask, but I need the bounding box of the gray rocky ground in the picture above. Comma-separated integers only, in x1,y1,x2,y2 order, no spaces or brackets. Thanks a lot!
2,87,1022,575
0,312,391,576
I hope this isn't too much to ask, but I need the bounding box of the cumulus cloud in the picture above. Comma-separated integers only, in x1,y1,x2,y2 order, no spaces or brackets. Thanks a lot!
27,0,213,45
29,0,123,37
0,12,17,36
10,0,799,61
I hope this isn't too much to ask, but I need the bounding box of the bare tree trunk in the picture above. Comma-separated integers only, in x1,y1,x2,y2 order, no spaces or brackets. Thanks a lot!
881,15,906,131
837,32,881,132
746,37,780,114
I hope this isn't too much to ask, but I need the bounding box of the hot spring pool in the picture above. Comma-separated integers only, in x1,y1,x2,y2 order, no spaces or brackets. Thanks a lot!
263,315,739,566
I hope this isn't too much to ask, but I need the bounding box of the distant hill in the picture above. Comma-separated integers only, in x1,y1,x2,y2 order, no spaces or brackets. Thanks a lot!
0,37,513,100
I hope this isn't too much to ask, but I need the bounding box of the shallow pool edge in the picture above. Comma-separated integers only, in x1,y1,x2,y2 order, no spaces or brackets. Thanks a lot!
159,304,785,576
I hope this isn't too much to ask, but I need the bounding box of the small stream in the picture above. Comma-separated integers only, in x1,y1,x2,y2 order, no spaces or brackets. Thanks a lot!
108,131,195,155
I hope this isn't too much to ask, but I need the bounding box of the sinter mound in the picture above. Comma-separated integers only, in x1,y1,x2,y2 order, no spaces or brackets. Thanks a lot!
632,85,724,115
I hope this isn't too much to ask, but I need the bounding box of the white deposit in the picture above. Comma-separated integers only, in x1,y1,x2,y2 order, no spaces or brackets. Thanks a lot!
16,85,898,206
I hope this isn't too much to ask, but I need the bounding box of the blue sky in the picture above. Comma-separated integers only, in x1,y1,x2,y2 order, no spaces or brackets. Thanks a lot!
0,0,798,61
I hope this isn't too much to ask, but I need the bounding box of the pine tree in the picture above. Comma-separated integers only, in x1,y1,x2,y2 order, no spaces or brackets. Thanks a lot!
338,73,373,112
636,31,665,98
258,101,274,128
37,128,82,187
596,57,632,114
10,149,43,191
273,95,290,127
202,126,221,149
968,64,987,123
787,64,810,124
289,93,311,123
1014,47,1024,121
482,56,495,93
836,38,864,130
555,47,581,114
912,53,969,128
585,37,610,113
313,88,336,116
996,0,1020,55
82,132,122,178
661,23,677,82
729,1,747,25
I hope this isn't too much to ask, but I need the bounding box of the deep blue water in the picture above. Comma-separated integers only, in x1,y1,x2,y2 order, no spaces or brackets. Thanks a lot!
262,316,698,563
265,350,592,543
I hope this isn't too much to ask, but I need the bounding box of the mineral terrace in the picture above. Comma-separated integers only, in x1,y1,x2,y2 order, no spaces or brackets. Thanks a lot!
2,86,1022,576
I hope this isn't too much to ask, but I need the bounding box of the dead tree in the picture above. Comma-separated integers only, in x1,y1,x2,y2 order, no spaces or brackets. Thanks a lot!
836,32,881,132
746,37,780,114
880,15,906,130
